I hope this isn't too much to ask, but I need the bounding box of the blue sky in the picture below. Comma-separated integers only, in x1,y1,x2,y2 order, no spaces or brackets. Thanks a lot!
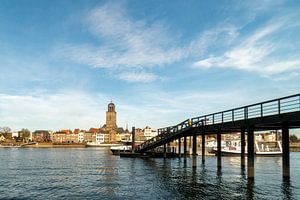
0,0,300,131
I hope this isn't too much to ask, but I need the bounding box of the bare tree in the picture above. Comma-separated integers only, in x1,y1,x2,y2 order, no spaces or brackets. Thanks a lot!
19,128,31,138
0,126,12,138
0,126,11,133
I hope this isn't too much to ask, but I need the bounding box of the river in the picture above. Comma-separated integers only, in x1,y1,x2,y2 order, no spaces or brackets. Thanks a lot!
0,148,299,199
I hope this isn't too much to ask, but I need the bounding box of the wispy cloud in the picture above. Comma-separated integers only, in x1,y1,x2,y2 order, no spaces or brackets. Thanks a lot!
192,16,300,77
0,88,251,131
53,1,300,83
118,71,159,83
55,2,186,82
0,92,107,131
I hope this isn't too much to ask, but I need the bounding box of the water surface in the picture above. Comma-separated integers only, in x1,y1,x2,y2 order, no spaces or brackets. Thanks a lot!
0,148,299,199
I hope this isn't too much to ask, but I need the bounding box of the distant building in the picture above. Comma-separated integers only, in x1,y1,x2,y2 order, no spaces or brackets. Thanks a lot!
52,132,66,143
66,133,78,143
52,129,80,143
32,130,51,142
143,126,158,140
78,131,85,143
12,131,19,138
96,132,108,144
74,128,80,135
0,135,6,142
106,102,117,130
101,101,126,143
134,128,144,141
84,132,93,143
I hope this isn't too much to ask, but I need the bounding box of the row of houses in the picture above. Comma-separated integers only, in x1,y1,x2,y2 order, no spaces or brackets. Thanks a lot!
1,126,158,144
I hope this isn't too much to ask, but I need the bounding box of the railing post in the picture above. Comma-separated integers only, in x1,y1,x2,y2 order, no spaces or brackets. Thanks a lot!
299,95,300,110
244,107,248,120
278,99,281,115
232,110,234,122
261,104,263,118
213,115,215,124
222,113,224,123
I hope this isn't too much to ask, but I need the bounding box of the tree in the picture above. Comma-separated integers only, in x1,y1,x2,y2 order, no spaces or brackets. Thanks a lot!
0,126,12,138
19,128,31,138
0,126,12,134
290,134,298,143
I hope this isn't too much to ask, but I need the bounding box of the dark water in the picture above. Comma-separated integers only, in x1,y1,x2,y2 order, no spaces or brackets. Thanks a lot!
0,148,299,200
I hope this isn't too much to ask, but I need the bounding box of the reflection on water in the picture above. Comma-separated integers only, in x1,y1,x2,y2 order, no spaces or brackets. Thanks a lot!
0,148,299,199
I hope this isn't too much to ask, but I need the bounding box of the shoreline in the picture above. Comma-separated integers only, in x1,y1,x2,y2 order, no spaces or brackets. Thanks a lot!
0,142,121,148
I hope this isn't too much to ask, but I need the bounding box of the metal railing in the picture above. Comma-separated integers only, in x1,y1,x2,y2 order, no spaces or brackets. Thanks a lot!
137,119,191,151
137,93,300,152
191,93,300,127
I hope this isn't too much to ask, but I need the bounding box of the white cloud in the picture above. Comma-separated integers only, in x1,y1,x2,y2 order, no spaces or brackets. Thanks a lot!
118,71,159,83
55,2,186,82
54,2,300,83
0,92,106,131
0,89,251,131
189,25,239,56
192,18,300,77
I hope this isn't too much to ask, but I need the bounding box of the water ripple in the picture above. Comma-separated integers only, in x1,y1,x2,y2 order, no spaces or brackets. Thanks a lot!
0,148,300,199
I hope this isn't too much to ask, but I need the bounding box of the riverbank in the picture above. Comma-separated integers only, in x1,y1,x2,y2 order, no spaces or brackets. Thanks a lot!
0,142,87,148
290,143,300,152
0,142,121,148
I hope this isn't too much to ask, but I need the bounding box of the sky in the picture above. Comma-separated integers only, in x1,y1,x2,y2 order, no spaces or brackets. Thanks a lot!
0,0,300,132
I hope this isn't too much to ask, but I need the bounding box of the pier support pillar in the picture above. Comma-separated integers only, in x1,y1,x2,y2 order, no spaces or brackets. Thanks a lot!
184,136,187,162
163,143,167,159
202,129,205,164
131,127,135,153
178,138,181,158
247,126,255,179
282,124,290,178
217,129,222,168
192,131,197,168
241,127,246,167
193,132,197,156
189,136,192,155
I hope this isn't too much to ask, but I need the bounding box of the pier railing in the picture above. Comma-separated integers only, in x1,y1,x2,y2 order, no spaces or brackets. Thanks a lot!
137,93,300,152
191,93,300,127
136,119,191,152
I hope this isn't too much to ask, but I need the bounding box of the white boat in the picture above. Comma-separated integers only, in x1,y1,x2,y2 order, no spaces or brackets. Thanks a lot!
255,141,282,156
110,145,132,155
110,140,132,155
217,141,282,156
207,140,226,153
86,142,119,147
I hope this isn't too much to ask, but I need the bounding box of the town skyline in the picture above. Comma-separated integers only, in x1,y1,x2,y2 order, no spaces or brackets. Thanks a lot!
1,1,300,131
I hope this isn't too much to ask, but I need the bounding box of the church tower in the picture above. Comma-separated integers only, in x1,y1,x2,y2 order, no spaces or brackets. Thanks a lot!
106,101,117,130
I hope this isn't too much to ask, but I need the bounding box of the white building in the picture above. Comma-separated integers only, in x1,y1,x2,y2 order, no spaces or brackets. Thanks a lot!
143,126,158,140
96,133,105,144
12,131,19,138
78,131,85,143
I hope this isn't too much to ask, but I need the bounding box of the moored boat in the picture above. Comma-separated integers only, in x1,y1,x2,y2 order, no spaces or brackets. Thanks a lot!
110,140,132,155
216,141,282,156
110,145,132,155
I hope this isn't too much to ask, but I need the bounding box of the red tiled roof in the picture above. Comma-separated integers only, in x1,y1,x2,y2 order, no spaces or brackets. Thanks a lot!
89,128,100,133
60,129,72,134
